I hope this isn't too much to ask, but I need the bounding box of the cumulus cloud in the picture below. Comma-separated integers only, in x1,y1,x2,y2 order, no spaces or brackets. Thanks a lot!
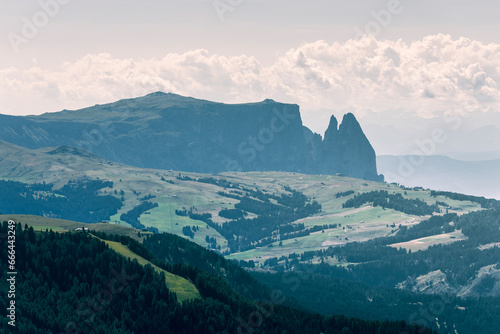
1,34,499,118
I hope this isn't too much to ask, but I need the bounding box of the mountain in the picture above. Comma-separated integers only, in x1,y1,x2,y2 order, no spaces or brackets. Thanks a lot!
0,140,117,182
377,155,500,199
445,150,500,161
0,92,382,181
321,113,378,180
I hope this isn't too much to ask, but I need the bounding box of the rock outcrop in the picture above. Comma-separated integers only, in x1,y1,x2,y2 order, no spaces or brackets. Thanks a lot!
0,92,383,181
319,113,380,180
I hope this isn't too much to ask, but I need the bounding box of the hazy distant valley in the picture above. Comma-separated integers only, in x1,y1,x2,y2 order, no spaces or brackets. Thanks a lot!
378,155,500,200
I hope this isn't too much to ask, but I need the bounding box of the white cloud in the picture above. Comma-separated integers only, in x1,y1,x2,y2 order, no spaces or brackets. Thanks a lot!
0,34,499,119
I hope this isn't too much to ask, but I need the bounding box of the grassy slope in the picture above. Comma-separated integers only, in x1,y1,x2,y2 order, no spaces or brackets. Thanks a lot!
0,214,200,302
388,229,468,252
93,235,201,303
225,172,479,263
0,142,483,264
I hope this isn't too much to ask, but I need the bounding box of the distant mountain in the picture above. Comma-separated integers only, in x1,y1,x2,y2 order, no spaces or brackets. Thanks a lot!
445,150,500,161
0,92,382,181
354,108,500,158
0,140,117,182
377,155,500,199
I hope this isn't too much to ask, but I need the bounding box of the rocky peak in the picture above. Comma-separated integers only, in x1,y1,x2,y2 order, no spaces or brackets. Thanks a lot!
319,112,382,181
323,115,339,144
339,113,372,148
339,113,361,132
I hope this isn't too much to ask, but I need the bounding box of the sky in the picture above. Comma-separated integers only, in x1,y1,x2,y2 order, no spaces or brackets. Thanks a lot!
1,0,499,157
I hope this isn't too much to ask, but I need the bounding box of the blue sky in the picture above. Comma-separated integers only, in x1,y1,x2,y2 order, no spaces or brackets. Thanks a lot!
0,0,499,156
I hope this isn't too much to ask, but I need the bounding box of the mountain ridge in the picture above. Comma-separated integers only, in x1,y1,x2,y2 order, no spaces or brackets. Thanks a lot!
0,92,382,181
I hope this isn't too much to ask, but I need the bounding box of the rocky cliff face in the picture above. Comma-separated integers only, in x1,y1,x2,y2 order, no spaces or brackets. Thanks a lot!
0,92,382,181
319,113,381,180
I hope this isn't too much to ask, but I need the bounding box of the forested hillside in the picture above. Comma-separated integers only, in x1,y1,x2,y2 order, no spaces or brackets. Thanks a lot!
0,221,435,334
0,180,122,223
254,205,500,333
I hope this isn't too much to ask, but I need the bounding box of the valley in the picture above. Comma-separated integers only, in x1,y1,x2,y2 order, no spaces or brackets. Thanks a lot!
0,140,482,265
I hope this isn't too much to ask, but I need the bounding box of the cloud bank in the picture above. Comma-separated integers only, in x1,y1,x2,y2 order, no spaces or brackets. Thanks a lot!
1,34,499,120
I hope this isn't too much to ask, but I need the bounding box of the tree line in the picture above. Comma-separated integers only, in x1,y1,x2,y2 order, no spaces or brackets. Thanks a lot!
0,221,436,334
0,179,122,223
